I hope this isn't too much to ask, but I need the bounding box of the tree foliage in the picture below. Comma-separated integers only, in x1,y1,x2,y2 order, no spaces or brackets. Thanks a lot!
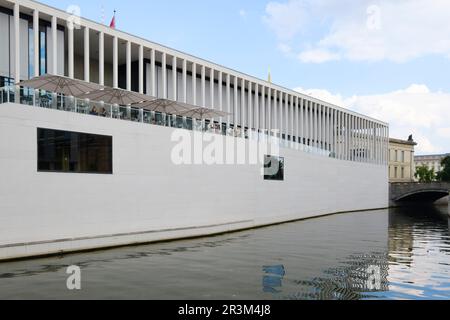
436,156,450,182
415,165,435,183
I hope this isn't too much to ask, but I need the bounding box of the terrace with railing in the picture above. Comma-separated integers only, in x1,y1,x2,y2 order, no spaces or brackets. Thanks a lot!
0,85,333,157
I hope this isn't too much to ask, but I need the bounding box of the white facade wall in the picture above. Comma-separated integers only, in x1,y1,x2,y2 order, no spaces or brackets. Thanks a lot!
0,103,389,260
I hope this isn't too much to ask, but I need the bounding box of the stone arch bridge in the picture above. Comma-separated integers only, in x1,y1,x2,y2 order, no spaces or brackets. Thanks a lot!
390,182,450,206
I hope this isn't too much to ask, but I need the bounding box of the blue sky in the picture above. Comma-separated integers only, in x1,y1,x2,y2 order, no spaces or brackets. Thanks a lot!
40,0,450,155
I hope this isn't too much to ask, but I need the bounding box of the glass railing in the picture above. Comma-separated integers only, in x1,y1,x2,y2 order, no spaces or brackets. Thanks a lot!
0,85,334,158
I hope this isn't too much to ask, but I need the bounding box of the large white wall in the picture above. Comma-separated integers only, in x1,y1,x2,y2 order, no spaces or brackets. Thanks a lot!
0,103,389,260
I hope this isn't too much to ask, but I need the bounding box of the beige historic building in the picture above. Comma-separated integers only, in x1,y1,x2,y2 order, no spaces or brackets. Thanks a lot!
415,154,449,175
389,136,417,183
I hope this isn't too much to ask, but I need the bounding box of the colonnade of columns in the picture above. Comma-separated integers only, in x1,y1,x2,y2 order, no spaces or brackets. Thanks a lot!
9,0,389,165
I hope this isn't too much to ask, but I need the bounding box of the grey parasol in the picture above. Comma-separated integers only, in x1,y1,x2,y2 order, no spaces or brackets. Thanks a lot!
80,87,154,105
18,74,105,98
179,107,229,120
133,99,194,115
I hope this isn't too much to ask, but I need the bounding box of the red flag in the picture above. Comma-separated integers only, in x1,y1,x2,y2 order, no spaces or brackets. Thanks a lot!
109,11,116,29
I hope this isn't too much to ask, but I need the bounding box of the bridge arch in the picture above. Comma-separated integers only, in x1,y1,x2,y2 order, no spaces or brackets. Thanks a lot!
390,182,450,205
394,189,449,202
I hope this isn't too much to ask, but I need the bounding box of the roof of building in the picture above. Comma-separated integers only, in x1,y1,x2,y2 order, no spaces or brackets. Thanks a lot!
415,153,450,160
389,137,417,146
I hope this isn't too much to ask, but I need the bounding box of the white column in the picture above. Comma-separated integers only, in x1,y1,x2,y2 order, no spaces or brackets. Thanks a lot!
68,23,74,79
261,86,266,133
309,101,313,146
248,82,253,132
162,52,167,98
346,114,349,160
318,104,323,149
362,119,365,162
286,93,290,142
210,68,214,108
324,106,328,151
84,27,90,82
139,45,144,94
358,117,361,162
378,124,381,164
33,9,39,77
172,56,177,100
151,49,156,96
255,84,259,133
13,2,20,83
274,91,279,136
240,78,245,130
218,71,223,125
51,16,57,75
267,88,272,135
99,32,104,85
313,102,319,148
347,114,350,160
234,76,238,129
279,93,284,140
201,65,206,107
126,41,131,91
329,108,332,152
286,95,290,142
182,59,187,103
294,96,298,146
113,36,118,88
331,108,337,158
192,62,196,105
351,115,355,160
337,111,341,159
299,98,304,146
226,74,231,127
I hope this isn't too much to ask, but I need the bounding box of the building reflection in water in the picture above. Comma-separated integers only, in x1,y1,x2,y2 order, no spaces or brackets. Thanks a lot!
262,265,286,293
272,252,390,300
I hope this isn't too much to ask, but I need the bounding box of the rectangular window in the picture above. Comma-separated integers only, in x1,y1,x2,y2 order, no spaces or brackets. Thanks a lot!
264,155,284,181
37,128,113,174
401,167,405,179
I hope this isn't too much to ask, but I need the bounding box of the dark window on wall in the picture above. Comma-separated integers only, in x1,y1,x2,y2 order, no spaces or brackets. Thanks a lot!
264,155,285,181
37,128,113,174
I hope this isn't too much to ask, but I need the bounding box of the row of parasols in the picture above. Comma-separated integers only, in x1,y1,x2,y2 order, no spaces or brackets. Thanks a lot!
17,74,230,120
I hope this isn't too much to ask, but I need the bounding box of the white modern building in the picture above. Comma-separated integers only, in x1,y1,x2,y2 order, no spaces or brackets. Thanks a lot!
0,0,389,261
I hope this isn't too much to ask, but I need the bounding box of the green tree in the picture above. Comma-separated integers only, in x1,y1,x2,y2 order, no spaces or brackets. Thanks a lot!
436,156,450,182
415,165,435,183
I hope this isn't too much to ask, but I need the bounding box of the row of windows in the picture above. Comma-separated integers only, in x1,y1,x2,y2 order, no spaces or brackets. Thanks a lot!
390,166,406,179
390,150,407,163
37,128,285,181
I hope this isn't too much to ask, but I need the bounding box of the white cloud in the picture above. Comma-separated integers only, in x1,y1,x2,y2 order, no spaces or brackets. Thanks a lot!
298,48,340,63
239,9,247,18
277,43,293,55
263,0,309,40
264,0,450,63
294,84,450,154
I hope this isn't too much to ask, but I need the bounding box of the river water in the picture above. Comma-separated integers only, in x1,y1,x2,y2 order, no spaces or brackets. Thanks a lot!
0,206,449,300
